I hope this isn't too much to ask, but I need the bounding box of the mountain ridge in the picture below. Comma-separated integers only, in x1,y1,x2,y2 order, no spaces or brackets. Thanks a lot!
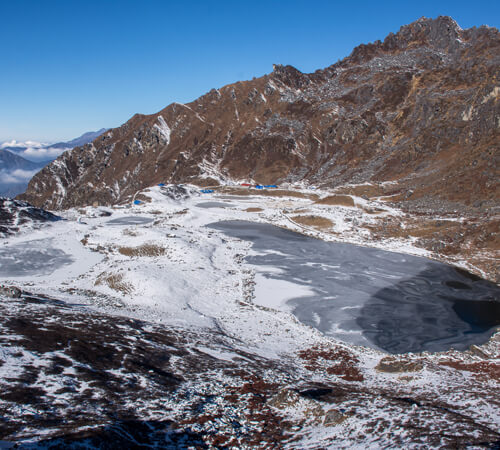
20,16,499,213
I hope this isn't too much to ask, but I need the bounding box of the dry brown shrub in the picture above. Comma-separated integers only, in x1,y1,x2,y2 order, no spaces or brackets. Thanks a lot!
292,215,333,229
118,243,167,257
315,195,355,207
95,272,133,294
245,207,263,212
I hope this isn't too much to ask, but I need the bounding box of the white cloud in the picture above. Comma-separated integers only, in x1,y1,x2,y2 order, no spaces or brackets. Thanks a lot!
0,140,47,149
19,146,70,162
0,168,40,184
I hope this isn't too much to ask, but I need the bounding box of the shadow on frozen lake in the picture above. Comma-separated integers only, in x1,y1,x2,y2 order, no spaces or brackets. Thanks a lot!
208,220,500,354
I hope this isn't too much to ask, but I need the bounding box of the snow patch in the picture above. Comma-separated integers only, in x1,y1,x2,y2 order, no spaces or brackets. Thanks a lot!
154,115,171,145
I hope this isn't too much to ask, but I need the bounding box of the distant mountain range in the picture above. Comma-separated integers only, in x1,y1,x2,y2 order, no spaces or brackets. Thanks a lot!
0,129,107,197
1,128,107,163
44,129,109,150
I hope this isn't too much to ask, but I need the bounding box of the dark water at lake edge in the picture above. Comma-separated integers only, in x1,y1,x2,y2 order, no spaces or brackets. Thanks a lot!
208,220,500,354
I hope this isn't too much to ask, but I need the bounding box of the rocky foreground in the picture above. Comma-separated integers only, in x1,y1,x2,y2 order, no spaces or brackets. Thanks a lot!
1,287,499,448
1,186,499,448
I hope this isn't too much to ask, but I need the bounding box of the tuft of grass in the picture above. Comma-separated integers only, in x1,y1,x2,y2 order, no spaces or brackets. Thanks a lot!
315,195,355,207
95,272,133,295
118,243,167,257
292,215,333,229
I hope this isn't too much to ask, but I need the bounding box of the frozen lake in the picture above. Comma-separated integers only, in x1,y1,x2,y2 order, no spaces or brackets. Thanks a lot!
209,220,500,354
0,238,74,277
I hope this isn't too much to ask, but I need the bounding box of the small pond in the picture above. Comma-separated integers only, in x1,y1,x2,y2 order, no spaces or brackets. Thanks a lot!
195,202,233,209
208,220,500,354
107,216,154,226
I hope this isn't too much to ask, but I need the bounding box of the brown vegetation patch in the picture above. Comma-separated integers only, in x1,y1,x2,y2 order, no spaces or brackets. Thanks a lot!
364,218,460,240
292,215,333,229
298,346,364,382
218,187,318,200
118,244,167,257
95,273,133,295
245,207,263,212
438,360,500,381
316,195,355,207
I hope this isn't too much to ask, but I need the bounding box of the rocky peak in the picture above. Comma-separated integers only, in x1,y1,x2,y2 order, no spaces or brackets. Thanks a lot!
387,16,463,51
348,16,464,64
271,64,311,89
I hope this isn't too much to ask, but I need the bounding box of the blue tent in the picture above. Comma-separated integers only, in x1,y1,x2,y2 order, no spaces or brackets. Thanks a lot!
255,185,264,189
158,183,165,187
133,200,142,205
200,189,214,193
264,185,278,188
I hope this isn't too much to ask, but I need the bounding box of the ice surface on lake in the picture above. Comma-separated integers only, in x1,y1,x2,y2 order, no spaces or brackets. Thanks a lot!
0,238,74,276
209,220,500,353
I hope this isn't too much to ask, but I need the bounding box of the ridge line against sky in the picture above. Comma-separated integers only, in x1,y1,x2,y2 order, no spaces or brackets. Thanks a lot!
1,0,498,142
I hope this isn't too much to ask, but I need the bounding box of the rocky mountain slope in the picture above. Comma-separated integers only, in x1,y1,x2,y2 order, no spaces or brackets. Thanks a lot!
20,16,499,213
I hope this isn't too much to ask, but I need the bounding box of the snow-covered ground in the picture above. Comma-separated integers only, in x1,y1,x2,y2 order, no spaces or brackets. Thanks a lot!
0,184,499,447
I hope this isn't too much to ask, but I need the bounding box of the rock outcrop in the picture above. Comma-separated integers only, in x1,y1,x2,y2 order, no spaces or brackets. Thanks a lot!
0,198,61,236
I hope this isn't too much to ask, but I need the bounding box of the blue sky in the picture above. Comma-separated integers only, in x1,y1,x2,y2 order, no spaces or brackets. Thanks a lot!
1,0,498,142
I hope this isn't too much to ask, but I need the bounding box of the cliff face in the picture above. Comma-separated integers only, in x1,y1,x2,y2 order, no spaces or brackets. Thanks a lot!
21,16,499,210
